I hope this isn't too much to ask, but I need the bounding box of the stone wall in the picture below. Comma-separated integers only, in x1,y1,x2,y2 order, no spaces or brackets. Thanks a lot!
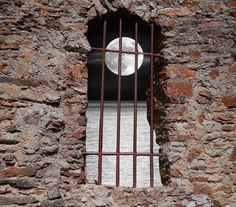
0,0,235,206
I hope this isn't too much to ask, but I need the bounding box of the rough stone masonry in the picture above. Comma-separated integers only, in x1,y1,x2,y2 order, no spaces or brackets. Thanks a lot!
0,0,235,206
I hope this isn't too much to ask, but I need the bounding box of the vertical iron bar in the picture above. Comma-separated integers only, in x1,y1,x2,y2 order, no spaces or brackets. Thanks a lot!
133,22,138,188
98,20,107,185
150,23,154,187
116,18,122,187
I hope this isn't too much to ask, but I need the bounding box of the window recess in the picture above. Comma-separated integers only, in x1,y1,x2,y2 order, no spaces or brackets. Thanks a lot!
85,10,164,188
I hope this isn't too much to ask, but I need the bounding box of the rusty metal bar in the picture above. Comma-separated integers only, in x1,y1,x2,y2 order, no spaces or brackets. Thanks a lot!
91,47,162,57
116,18,122,187
84,151,166,156
133,22,138,188
150,23,154,187
88,19,158,188
98,20,107,185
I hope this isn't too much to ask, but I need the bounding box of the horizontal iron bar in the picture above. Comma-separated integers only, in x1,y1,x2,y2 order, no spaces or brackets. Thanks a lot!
83,151,166,157
91,47,162,58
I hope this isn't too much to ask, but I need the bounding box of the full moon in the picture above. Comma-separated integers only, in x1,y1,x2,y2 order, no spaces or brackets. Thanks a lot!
105,37,144,76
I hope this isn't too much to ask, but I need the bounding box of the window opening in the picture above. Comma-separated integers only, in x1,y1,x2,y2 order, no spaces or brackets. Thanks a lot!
85,10,163,187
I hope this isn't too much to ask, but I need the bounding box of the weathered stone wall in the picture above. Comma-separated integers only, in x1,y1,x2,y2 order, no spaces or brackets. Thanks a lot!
0,0,235,206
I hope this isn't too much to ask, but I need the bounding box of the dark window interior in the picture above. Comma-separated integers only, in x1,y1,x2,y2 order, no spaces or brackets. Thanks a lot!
87,9,161,101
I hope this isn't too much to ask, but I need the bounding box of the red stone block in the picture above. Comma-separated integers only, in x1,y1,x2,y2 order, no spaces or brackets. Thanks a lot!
213,115,235,124
198,21,222,30
187,148,202,162
198,114,205,124
197,90,212,104
216,185,233,194
0,43,20,50
167,82,193,102
62,102,86,116
65,64,87,83
210,3,221,13
2,154,15,161
170,169,182,178
169,135,196,142
61,171,71,177
159,7,194,17
189,50,200,61
66,145,75,150
77,172,85,184
229,148,236,161
191,165,207,171
175,106,188,117
189,177,208,182
164,66,196,79
175,204,184,207
1,84,22,95
208,69,220,79
73,127,86,139
0,62,5,72
0,40,31,50
222,96,236,108
227,1,236,8
0,167,38,178
194,184,214,198
222,125,236,132
77,116,87,126
168,19,176,30
0,24,11,35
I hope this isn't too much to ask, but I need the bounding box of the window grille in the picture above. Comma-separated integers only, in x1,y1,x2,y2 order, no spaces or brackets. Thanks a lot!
84,16,164,188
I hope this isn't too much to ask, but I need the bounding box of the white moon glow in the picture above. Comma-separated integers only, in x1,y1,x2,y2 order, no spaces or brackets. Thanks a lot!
105,37,144,76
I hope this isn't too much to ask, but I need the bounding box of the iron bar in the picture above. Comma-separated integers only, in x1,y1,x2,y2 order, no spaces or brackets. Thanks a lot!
133,22,138,188
98,20,107,185
116,18,122,187
88,19,159,187
84,151,166,156
150,23,154,187
91,47,162,58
